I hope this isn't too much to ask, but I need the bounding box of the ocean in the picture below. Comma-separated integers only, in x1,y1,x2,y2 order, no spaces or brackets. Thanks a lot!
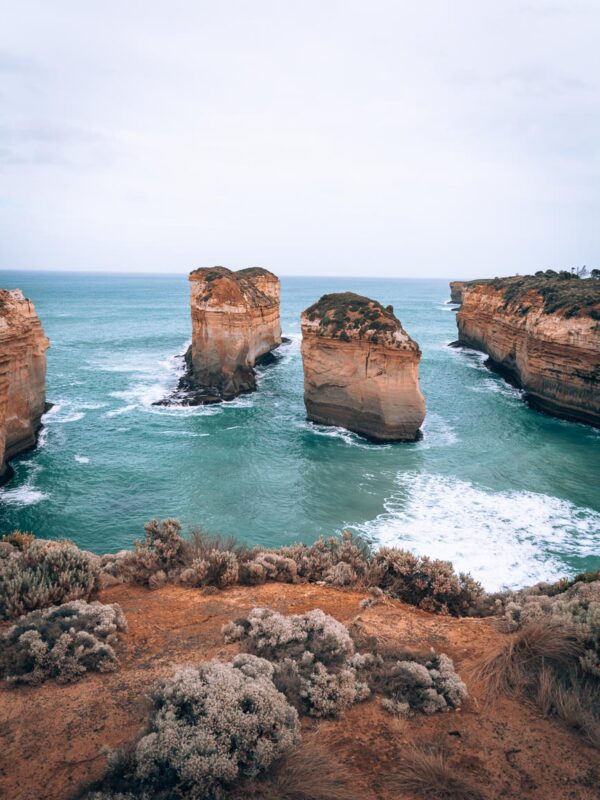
0,271,598,591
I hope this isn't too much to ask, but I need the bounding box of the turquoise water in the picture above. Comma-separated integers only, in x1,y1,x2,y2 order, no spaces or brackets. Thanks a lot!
0,271,598,590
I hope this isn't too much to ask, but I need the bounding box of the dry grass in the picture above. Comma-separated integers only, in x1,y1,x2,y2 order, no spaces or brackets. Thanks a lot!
473,622,600,749
230,738,373,800
535,666,600,749
384,744,485,800
472,622,581,699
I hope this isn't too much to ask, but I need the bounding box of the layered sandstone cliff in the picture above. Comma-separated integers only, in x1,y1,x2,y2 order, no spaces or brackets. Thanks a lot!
455,275,600,426
0,290,49,483
175,267,282,404
301,293,425,441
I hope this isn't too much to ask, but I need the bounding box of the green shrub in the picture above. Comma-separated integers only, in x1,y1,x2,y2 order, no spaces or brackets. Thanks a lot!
367,548,483,616
0,539,99,620
0,600,127,685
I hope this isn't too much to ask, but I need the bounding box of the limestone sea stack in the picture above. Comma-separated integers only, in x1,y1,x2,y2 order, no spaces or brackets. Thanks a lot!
0,289,49,484
177,267,282,404
455,273,600,427
301,293,425,441
449,281,465,305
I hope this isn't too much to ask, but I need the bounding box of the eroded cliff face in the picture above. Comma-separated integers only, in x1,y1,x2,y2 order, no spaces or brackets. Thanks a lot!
178,267,281,403
0,290,49,483
449,281,465,305
456,277,600,426
301,293,425,441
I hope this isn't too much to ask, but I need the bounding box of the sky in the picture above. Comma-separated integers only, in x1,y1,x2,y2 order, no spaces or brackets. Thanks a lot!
1,1,599,278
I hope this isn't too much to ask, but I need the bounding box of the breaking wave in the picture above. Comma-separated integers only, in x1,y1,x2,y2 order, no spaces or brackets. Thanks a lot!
349,472,600,591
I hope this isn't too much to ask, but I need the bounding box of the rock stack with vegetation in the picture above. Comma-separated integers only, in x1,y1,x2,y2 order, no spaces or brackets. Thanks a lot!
300,292,426,441
165,266,282,404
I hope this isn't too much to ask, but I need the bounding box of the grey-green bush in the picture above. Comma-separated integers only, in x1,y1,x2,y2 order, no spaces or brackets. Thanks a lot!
223,607,370,717
0,538,99,620
86,656,299,800
0,600,127,685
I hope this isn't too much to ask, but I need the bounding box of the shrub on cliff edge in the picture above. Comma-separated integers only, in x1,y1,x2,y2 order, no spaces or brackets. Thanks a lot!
367,547,483,616
0,537,99,620
0,599,127,685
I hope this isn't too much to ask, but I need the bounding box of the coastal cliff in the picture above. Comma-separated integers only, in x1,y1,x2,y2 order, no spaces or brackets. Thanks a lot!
0,290,49,483
301,292,425,441
449,281,465,305
175,267,281,404
454,274,600,426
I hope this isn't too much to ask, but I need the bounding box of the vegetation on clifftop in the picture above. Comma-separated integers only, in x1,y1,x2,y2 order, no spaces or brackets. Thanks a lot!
464,272,600,319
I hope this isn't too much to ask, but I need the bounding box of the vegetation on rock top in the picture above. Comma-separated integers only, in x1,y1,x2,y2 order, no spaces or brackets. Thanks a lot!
302,292,416,348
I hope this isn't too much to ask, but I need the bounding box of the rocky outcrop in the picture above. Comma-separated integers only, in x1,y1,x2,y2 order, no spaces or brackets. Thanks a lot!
0,290,49,483
449,281,465,305
301,293,425,441
172,267,282,404
454,274,600,426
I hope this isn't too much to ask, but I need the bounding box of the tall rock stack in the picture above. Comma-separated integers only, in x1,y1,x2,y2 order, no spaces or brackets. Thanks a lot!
301,292,425,441
180,267,282,403
455,274,600,426
0,289,49,483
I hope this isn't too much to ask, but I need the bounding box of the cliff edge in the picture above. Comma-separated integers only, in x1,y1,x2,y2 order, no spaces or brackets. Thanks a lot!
454,274,600,426
301,292,425,441
0,289,49,483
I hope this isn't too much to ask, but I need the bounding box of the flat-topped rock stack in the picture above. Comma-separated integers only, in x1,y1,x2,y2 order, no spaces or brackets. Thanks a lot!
174,266,282,404
454,273,600,426
0,289,49,483
301,292,425,441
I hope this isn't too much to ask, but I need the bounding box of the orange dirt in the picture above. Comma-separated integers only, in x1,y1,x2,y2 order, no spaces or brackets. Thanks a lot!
1,582,598,800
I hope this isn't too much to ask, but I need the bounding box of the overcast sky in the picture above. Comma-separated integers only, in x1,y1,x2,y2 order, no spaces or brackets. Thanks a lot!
1,1,599,277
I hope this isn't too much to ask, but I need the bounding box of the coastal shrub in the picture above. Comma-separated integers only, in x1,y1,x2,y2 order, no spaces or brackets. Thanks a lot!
0,600,127,685
223,607,370,717
367,547,483,616
1,530,35,551
119,518,187,586
180,549,239,589
278,531,370,585
385,744,485,800
238,551,298,585
0,538,99,620
494,574,600,679
377,654,467,717
356,636,467,717
87,656,299,800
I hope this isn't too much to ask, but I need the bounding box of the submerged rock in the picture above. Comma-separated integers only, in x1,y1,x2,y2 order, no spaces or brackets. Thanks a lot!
0,289,49,484
160,267,282,405
454,273,600,426
300,292,425,441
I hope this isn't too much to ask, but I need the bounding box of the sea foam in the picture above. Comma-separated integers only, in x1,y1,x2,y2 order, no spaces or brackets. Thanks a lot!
350,472,600,591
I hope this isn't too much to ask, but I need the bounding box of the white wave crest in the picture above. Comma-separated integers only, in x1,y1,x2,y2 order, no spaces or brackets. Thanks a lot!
349,472,600,591
74,454,90,464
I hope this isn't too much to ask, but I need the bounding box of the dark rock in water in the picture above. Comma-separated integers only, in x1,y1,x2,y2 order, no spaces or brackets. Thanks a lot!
155,338,290,407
